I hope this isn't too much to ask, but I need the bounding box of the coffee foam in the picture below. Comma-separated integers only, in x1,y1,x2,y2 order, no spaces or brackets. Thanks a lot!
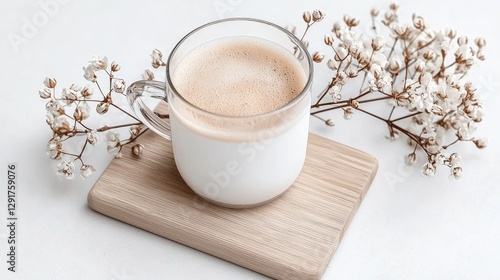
172,36,307,117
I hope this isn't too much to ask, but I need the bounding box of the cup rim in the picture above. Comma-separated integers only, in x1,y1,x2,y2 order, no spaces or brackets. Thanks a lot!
165,17,313,120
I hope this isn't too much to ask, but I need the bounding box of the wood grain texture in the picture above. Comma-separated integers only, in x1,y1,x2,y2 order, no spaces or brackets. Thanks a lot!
88,130,378,280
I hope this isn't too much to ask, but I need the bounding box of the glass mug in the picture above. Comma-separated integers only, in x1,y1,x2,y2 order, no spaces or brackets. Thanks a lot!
126,18,313,208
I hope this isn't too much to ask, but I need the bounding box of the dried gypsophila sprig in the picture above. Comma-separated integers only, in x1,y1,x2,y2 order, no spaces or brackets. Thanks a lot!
40,55,148,179
298,3,488,179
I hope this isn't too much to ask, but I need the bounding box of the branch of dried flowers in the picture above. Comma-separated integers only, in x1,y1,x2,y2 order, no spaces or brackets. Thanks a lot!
299,4,488,179
41,5,488,181
39,56,156,179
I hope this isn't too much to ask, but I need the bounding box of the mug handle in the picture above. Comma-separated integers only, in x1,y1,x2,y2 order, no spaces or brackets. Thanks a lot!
126,80,171,140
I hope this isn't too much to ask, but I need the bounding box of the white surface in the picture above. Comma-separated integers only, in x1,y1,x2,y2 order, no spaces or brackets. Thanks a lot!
0,0,499,279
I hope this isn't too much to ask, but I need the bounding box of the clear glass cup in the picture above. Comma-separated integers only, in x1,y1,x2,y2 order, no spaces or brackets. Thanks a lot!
127,18,313,208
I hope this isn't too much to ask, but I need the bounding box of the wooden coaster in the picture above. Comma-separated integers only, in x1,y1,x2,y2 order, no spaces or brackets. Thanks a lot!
88,130,378,280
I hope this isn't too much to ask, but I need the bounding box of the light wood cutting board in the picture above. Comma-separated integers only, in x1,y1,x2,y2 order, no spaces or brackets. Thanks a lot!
88,129,378,280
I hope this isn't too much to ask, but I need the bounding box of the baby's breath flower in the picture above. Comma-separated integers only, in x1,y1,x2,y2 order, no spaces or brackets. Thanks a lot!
39,88,52,99
386,130,400,141
111,61,121,72
334,46,349,61
151,49,164,69
405,153,417,165
450,165,462,180
43,77,57,88
113,79,126,93
389,2,400,11
472,138,488,149
54,117,73,136
96,102,110,115
82,65,97,82
81,85,93,99
63,87,80,105
87,130,99,145
343,15,359,27
312,10,325,22
327,59,339,71
412,14,425,30
46,100,63,116
387,56,402,74
421,162,436,176
324,34,334,46
457,35,468,46
129,125,142,137
47,138,63,160
474,37,486,49
325,119,335,126
371,36,385,51
74,102,91,121
142,69,154,80
106,131,122,158
343,108,353,120
449,153,461,166
302,11,312,23
370,8,379,17
80,164,96,179
57,160,75,179
132,143,144,156
312,52,325,63
89,55,108,71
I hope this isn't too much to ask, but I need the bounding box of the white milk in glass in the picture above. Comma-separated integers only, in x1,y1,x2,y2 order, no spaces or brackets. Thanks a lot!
170,36,310,207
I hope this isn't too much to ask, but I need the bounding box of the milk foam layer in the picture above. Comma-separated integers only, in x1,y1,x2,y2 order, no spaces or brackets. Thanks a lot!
172,36,307,117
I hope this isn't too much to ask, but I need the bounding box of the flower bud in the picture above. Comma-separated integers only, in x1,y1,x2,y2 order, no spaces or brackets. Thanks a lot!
430,104,444,116
343,15,359,27
327,59,339,70
132,143,145,156
81,85,94,99
142,69,155,80
325,119,335,126
389,2,400,11
343,108,353,120
371,36,385,51
405,153,417,165
412,14,425,30
349,99,360,109
324,34,334,46
89,55,108,71
445,28,457,39
80,165,96,179
474,37,486,49
472,138,488,149
450,165,462,180
302,11,312,23
113,79,126,93
387,56,402,74
111,61,121,72
476,50,485,61
370,8,379,17
414,59,425,72
312,52,325,63
96,102,110,115
421,162,436,176
87,131,99,145
312,10,325,22
43,77,57,88
39,88,52,99
457,35,468,46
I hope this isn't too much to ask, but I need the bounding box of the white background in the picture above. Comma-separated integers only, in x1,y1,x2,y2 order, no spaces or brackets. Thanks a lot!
1,0,499,279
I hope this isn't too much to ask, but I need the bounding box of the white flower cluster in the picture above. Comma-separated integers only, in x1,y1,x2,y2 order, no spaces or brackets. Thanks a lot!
39,56,147,179
309,3,488,179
